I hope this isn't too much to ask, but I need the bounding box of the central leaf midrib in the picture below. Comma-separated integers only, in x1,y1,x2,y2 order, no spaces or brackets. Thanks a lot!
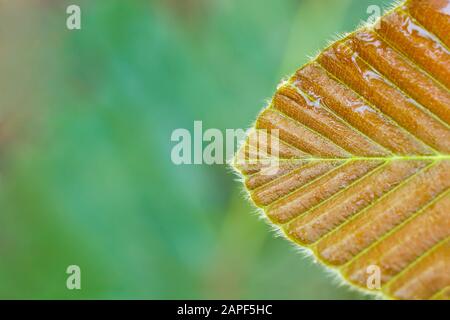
245,155,450,163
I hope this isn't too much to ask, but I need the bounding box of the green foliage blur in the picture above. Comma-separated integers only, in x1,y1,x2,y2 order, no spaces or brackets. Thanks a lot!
0,0,391,299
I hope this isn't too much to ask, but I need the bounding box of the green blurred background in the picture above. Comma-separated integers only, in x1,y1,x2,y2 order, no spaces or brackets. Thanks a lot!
0,0,392,299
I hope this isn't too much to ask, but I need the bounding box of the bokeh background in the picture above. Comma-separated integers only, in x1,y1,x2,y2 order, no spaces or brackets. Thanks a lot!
0,0,392,299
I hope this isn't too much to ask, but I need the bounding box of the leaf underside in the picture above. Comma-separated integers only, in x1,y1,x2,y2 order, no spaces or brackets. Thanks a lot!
233,0,450,300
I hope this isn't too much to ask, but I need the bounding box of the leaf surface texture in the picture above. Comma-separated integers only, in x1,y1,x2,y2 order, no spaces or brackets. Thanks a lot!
234,0,450,300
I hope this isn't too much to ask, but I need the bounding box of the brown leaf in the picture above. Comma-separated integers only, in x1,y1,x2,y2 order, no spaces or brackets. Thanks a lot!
233,0,450,300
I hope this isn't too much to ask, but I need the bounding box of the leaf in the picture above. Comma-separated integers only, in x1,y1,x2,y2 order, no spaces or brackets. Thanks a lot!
233,0,450,300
